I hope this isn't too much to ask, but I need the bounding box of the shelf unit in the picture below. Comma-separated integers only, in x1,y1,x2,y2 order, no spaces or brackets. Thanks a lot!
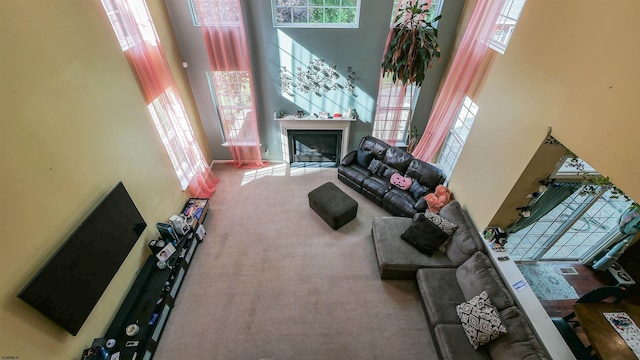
81,199,208,360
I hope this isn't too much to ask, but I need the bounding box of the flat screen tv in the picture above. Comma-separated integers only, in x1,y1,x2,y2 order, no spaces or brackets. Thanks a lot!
18,181,147,336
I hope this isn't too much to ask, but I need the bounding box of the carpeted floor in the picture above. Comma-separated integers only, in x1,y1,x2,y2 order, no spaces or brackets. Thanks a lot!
517,263,580,301
153,164,436,360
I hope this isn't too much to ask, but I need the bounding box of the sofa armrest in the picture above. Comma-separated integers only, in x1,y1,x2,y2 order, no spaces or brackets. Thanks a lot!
340,150,357,166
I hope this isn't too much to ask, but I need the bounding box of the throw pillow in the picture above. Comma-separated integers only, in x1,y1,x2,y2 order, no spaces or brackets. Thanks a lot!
381,165,398,179
390,173,413,190
456,291,507,350
423,211,458,253
400,213,449,256
423,211,458,236
356,148,374,167
367,158,383,175
409,181,429,200
424,184,452,213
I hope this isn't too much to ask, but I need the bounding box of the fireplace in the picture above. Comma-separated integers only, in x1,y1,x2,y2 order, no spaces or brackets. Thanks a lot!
288,130,342,166
278,118,353,167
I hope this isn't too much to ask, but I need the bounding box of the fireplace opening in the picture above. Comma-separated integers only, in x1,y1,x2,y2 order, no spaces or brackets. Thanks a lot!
288,130,342,167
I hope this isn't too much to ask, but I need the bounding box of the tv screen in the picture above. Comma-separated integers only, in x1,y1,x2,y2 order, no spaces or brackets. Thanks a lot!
18,182,147,336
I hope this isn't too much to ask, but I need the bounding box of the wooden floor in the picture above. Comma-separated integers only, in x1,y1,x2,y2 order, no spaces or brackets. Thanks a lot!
538,263,616,318
531,262,640,350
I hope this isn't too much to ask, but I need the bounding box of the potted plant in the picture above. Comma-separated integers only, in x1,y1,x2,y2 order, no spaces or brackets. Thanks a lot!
381,1,441,87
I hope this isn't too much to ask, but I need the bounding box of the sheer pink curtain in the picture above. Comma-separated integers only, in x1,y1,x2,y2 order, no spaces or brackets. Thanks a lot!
102,0,219,197
194,0,267,169
411,0,506,161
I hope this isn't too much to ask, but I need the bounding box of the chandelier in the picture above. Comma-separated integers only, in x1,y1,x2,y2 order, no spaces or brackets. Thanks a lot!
280,59,356,97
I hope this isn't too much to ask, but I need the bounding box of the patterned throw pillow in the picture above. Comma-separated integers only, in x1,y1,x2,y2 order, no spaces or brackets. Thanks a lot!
423,211,458,236
423,211,457,253
456,291,507,350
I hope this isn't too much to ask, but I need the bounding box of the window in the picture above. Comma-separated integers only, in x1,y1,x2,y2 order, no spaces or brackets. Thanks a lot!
372,75,417,144
147,88,203,190
372,0,443,145
489,0,526,53
189,0,241,26
101,0,157,51
391,0,442,25
436,96,478,178
206,71,253,143
272,0,361,28
101,0,215,193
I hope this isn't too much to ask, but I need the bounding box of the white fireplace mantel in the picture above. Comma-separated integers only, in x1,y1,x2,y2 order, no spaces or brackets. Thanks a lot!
278,118,355,164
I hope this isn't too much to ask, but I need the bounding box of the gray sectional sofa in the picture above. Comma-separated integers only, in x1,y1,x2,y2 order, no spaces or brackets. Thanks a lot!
371,200,550,359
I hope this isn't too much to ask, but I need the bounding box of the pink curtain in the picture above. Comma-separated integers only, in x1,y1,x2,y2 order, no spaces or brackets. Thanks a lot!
411,0,506,161
194,0,267,169
102,0,219,197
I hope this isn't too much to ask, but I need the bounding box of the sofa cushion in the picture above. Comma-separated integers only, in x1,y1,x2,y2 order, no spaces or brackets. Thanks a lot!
382,189,419,218
382,146,413,174
401,213,450,256
371,217,453,278
356,148,374,167
456,290,507,350
439,201,485,266
405,159,446,190
337,164,370,190
361,177,389,205
434,324,492,360
359,135,389,160
488,307,549,360
456,252,515,311
417,268,465,326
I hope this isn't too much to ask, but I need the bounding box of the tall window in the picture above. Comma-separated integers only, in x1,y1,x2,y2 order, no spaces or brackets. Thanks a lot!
101,0,218,196
272,0,361,28
373,0,442,146
372,76,416,145
436,96,478,178
489,0,526,53
206,71,254,143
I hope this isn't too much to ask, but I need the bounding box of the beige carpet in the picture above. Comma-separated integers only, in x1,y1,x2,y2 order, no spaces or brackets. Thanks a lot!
154,164,435,360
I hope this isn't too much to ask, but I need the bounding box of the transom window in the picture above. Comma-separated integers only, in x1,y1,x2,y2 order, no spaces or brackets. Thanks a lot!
272,0,361,28
489,0,526,54
391,0,442,25
188,0,241,26
437,96,478,179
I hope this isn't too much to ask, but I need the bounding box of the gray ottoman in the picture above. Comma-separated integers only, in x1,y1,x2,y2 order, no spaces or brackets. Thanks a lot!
308,182,358,230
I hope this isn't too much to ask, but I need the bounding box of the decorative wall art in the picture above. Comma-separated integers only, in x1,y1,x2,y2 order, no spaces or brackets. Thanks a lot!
280,59,356,97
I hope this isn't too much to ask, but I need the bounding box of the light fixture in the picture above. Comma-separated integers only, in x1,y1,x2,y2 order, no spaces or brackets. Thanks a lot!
280,59,356,97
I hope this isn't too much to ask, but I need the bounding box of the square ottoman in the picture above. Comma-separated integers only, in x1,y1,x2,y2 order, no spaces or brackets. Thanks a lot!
308,182,358,230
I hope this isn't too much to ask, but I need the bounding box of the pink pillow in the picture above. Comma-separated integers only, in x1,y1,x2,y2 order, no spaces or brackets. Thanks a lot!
390,173,413,190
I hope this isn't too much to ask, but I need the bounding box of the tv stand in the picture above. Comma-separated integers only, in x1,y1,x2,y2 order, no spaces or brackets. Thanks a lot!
81,198,208,360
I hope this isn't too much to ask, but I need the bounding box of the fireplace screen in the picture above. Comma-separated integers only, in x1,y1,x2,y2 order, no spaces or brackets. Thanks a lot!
288,130,342,166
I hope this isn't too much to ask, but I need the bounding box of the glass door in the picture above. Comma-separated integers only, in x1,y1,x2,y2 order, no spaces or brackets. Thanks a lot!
508,186,629,262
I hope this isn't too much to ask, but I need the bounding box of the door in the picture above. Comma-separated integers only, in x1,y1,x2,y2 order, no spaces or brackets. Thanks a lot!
508,186,629,262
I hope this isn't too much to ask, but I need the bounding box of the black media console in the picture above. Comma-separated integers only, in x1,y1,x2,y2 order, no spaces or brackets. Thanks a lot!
81,198,209,360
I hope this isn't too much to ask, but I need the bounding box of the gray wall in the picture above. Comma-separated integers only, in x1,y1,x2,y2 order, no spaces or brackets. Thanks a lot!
165,0,465,162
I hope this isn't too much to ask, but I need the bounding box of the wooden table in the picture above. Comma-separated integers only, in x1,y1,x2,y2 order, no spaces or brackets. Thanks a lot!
573,302,640,360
